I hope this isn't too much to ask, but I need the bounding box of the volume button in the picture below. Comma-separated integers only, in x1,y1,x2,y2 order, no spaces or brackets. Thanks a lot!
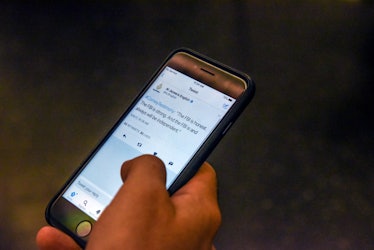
222,122,233,135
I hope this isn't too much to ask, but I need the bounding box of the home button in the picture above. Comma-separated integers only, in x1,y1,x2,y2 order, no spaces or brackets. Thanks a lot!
76,220,92,237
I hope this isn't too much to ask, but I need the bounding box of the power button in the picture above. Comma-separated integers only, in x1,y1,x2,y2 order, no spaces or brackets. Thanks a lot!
76,220,92,237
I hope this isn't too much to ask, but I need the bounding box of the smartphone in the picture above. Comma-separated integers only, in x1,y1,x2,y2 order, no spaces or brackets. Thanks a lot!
46,48,255,247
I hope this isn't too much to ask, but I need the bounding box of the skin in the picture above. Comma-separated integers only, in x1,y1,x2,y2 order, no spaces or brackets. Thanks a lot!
36,155,221,250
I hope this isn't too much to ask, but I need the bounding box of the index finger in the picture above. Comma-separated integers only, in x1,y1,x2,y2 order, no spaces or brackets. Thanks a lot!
170,162,222,242
172,162,219,202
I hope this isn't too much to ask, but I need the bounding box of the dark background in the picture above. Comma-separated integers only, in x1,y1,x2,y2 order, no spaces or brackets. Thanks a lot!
0,1,373,249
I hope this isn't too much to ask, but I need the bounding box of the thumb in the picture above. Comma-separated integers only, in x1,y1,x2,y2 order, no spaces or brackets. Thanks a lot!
117,154,169,208
120,154,167,188
86,155,171,249
113,154,169,212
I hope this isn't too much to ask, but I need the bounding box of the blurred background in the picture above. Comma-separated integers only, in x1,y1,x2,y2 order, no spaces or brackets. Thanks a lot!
0,1,373,249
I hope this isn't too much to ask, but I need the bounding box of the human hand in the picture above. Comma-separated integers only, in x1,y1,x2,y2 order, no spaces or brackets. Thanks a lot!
36,155,221,250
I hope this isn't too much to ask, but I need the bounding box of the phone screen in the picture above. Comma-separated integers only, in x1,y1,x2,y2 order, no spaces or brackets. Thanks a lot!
61,65,237,220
